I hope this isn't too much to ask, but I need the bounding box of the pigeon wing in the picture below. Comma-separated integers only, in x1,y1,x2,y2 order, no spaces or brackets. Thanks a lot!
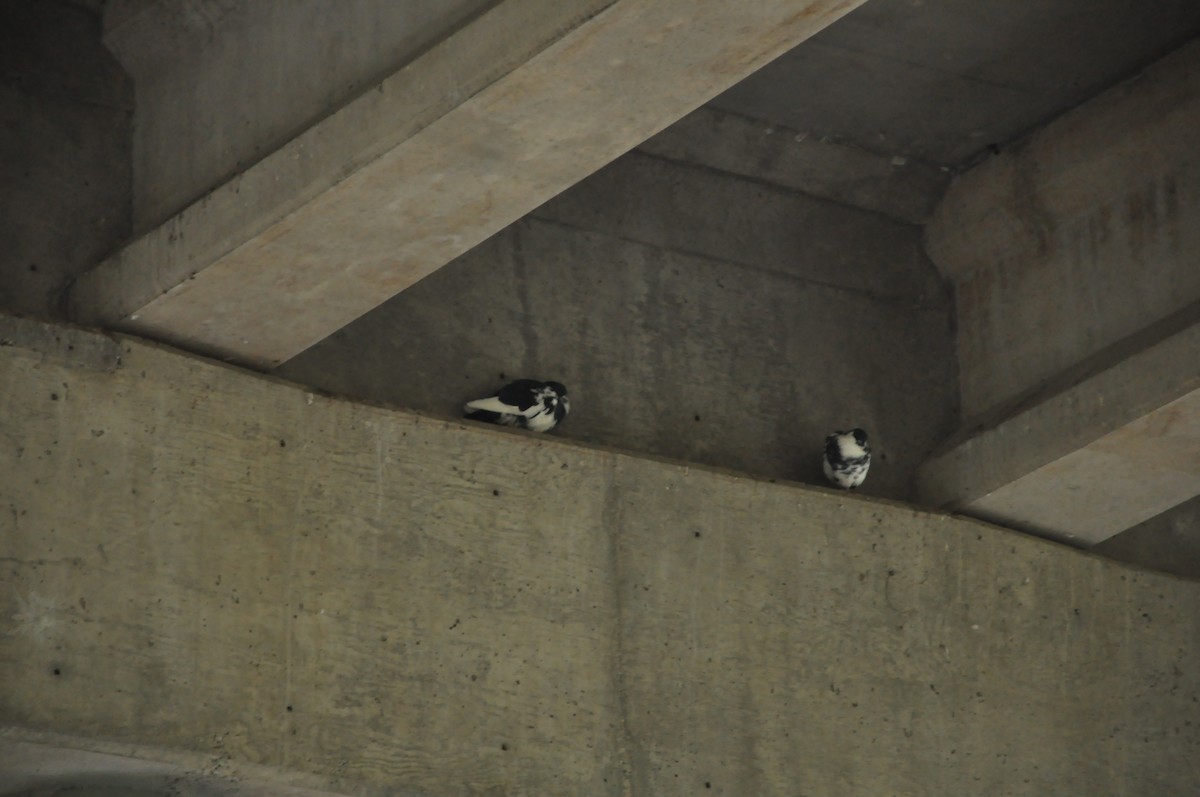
824,435,842,464
495,380,544,413
465,380,543,418
464,395,524,416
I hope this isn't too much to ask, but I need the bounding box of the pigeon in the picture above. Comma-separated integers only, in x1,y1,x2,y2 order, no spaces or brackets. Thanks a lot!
823,428,871,489
463,379,570,433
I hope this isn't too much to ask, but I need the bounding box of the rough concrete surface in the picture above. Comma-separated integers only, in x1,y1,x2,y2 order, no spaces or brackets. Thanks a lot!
916,308,1200,544
711,0,1200,167
926,36,1200,422
1,734,351,797
0,0,131,318
1,319,625,796
911,37,1200,546
279,152,957,501
964,388,1200,546
1095,494,1200,581
68,0,869,369
3,316,1199,795
104,0,493,233
636,106,949,224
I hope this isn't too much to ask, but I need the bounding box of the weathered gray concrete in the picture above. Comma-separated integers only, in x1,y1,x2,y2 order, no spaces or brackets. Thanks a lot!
2,315,1200,795
1,317,626,796
1094,494,1200,581
278,151,958,501
926,37,1200,423
103,0,493,235
0,733,349,797
916,307,1200,544
0,0,131,319
711,0,1200,166
916,38,1200,544
68,0,869,369
1098,496,1200,581
636,106,949,224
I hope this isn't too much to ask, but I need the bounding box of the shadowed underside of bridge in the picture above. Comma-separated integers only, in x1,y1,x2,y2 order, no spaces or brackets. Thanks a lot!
18,0,1190,550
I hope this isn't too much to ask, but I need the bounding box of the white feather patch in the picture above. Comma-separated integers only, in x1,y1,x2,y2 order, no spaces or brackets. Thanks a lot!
464,396,537,417
837,437,868,460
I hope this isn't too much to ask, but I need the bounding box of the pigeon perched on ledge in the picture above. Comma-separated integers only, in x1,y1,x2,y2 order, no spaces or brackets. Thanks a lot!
823,428,871,489
464,379,570,433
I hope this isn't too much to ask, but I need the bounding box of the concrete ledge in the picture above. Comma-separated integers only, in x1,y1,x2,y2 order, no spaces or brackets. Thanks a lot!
0,313,121,372
68,0,868,369
2,316,1200,793
916,310,1200,544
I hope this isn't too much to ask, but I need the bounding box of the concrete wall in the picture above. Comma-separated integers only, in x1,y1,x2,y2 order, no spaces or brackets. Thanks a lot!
0,0,131,318
104,0,492,233
925,36,1200,424
2,315,1199,795
278,151,958,501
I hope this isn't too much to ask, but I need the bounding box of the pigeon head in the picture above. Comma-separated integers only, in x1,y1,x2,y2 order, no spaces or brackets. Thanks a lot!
543,381,567,406
826,428,869,447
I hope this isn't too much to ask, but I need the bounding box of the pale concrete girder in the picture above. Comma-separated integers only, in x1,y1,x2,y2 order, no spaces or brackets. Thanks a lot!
916,309,1200,545
68,0,869,369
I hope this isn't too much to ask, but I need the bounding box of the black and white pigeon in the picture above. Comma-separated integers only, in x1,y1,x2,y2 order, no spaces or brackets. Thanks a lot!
463,379,570,433
823,428,871,489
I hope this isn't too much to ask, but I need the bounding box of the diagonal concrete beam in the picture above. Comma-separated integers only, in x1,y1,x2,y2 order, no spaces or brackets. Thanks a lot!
915,307,1200,545
68,0,868,369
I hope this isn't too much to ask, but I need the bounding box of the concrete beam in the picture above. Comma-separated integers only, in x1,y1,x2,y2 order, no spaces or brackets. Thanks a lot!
916,306,1200,545
68,0,868,369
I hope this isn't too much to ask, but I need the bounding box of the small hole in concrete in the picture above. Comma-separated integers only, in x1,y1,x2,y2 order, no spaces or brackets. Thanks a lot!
493,489,500,496
279,440,286,447
286,705,293,712
501,743,508,751
694,531,701,538
52,668,61,676
50,393,59,401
